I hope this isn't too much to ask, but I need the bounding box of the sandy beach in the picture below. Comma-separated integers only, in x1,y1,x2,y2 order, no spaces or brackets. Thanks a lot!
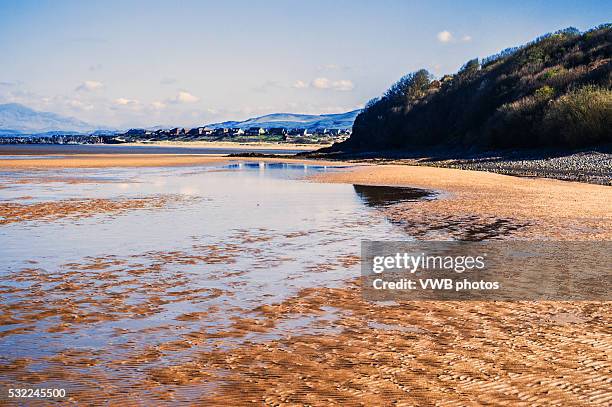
314,164,612,240
191,163,611,405
0,154,231,169
121,141,331,150
1,152,610,405
4,151,609,240
3,3,610,405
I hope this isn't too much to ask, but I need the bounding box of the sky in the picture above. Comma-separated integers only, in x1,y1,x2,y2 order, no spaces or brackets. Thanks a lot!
0,0,610,128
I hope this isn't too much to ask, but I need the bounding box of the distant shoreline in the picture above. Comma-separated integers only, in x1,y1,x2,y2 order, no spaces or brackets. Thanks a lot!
121,140,330,150
2,142,610,185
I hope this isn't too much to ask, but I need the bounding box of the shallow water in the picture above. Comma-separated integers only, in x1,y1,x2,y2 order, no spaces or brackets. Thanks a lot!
0,162,419,401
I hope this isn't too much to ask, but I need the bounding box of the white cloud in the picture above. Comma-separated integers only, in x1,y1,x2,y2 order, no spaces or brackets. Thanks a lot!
331,79,354,91
173,91,199,103
437,31,471,43
75,80,103,92
311,77,331,89
310,77,354,91
437,31,453,43
114,97,138,106
152,101,166,109
292,80,308,89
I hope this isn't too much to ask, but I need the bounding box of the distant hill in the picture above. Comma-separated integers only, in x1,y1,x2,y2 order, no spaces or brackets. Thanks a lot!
0,103,97,135
0,102,360,138
206,110,360,130
332,24,611,152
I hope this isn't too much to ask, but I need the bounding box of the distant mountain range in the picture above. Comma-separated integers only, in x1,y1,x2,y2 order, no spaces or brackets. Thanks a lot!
0,103,360,136
0,103,98,135
205,110,361,130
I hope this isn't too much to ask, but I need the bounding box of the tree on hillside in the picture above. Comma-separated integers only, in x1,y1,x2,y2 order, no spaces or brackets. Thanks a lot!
335,23,612,151
384,69,433,106
458,58,480,75
363,97,380,112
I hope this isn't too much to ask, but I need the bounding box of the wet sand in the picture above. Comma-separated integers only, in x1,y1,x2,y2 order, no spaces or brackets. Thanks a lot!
0,154,230,169
181,164,611,405
0,154,610,405
0,142,321,159
314,164,612,240
0,195,194,225
0,153,344,169
196,288,611,406
4,154,608,240
2,261,609,405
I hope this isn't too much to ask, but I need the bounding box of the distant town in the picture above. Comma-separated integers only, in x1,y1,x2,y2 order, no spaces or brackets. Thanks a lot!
0,126,352,145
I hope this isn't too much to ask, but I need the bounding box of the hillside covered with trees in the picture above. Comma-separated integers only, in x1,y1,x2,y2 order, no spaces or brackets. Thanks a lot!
333,24,611,152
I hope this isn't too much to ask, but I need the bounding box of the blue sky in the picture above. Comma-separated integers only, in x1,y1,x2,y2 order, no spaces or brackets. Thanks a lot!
0,0,609,128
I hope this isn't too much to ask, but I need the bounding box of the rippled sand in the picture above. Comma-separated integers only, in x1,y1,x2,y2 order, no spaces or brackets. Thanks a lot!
3,262,608,405
195,288,611,406
0,195,194,225
0,157,610,405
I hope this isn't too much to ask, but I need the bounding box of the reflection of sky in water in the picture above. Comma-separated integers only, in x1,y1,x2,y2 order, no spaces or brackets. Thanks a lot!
0,162,412,361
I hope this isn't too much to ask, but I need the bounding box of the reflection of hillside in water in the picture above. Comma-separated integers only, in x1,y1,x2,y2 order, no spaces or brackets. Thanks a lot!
353,184,433,207
353,184,534,241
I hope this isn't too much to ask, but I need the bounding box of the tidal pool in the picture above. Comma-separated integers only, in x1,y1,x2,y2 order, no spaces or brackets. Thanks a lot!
0,161,424,402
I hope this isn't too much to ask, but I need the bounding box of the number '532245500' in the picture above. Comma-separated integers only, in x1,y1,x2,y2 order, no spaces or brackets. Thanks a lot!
8,388,66,398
